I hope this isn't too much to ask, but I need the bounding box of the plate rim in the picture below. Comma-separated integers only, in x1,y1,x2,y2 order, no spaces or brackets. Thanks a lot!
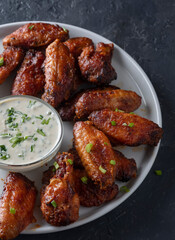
0,21,162,234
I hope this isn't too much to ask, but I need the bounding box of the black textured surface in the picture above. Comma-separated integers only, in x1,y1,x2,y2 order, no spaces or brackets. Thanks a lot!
0,0,174,239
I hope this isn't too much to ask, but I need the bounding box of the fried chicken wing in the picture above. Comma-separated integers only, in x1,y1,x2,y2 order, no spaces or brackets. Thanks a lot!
73,169,118,207
42,40,77,108
0,47,24,84
12,49,45,96
89,109,163,146
41,152,79,226
58,85,119,121
3,23,69,48
64,37,94,58
75,88,141,119
73,121,116,189
78,42,117,84
0,172,37,240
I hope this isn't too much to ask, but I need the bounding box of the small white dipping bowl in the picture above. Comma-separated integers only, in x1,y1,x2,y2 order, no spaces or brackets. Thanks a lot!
0,95,64,172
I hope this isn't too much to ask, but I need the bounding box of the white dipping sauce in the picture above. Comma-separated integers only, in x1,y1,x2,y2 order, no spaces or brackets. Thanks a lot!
0,97,60,165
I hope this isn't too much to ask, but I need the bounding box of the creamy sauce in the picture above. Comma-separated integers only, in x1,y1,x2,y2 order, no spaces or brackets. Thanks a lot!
0,97,61,165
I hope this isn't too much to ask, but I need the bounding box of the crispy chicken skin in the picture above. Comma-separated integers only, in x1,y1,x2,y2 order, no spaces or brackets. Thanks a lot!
58,85,119,121
73,121,116,189
78,42,117,84
12,49,45,96
89,109,163,146
0,47,24,84
73,169,118,207
3,23,69,48
64,37,94,58
42,40,77,108
41,152,80,226
114,150,137,182
75,88,141,119
0,172,37,240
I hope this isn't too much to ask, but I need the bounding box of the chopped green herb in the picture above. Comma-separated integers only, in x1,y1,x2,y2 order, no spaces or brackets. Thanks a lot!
52,167,56,172
62,27,67,32
5,117,14,124
27,100,36,108
0,57,4,67
10,136,25,148
130,112,134,114
81,176,88,184
115,108,124,112
51,200,57,208
85,143,93,153
104,142,108,145
110,160,116,165
32,122,35,124
0,145,7,152
35,115,43,120
0,133,12,138
120,186,130,193
155,170,162,176
41,118,51,125
53,161,59,170
18,153,24,158
47,111,52,115
31,145,35,152
10,208,16,214
67,159,73,165
128,122,134,127
16,132,22,137
99,165,106,174
9,123,18,128
111,121,116,126
7,107,15,116
33,137,38,141
28,25,34,30
0,145,10,160
122,123,127,126
37,129,46,136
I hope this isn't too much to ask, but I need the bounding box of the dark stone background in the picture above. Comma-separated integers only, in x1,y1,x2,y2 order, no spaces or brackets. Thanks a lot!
0,0,174,239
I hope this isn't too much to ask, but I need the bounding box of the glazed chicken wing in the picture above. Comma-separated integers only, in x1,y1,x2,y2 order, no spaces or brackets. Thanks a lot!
78,42,117,84
75,88,141,119
73,169,118,207
0,172,37,240
0,47,24,84
64,37,94,58
73,121,116,189
42,40,78,108
3,23,69,48
12,49,45,96
89,109,163,146
41,152,79,226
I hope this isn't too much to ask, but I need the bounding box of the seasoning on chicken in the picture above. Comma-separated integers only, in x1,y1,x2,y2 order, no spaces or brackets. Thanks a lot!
42,40,78,108
73,121,116,189
64,37,94,58
0,47,24,84
78,42,117,84
89,109,163,146
12,49,45,96
73,169,118,207
3,23,69,48
41,152,80,226
0,172,37,240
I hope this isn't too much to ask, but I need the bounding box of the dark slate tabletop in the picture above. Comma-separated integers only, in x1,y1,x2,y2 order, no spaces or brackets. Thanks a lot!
0,0,174,239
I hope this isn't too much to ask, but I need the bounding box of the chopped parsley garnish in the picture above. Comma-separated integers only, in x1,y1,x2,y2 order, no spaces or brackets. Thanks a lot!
53,161,59,170
51,200,57,208
99,165,106,174
120,186,130,193
67,159,73,165
155,170,162,176
81,176,88,184
0,145,10,160
9,136,25,148
128,122,134,127
85,143,93,153
33,137,38,141
41,118,51,125
35,115,43,120
10,208,16,214
104,142,108,145
111,121,116,126
9,123,18,128
115,108,124,113
0,133,12,138
37,129,46,136
27,100,36,108
0,57,4,67
62,27,67,32
110,160,116,165
28,25,34,30
31,145,35,152
130,112,134,114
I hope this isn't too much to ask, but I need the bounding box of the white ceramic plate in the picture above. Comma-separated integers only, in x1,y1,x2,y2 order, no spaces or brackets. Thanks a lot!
0,21,162,234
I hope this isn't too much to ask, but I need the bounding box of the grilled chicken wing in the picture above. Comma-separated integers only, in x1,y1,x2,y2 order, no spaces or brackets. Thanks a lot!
41,152,79,226
0,172,37,240
58,85,119,121
75,88,141,119
73,121,116,189
78,42,117,84
42,40,77,108
64,37,94,58
73,169,118,207
12,49,45,96
3,23,69,48
89,109,163,146
0,47,24,84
